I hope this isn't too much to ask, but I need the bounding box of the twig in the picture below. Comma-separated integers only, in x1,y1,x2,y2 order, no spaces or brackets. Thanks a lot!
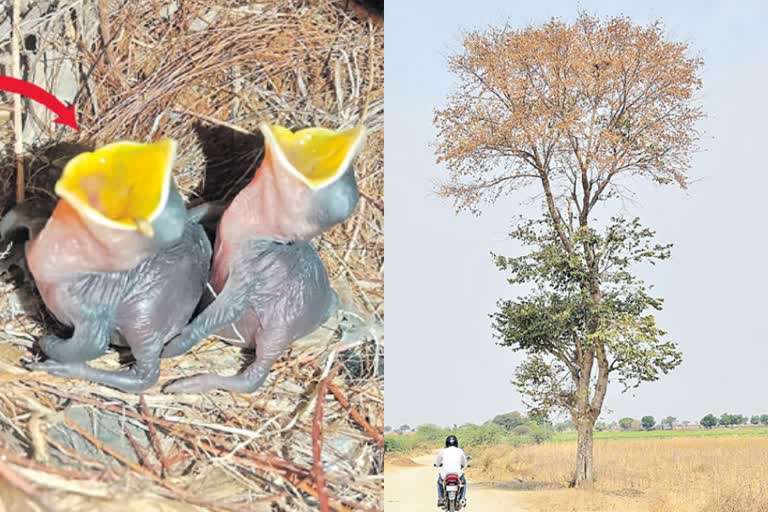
67,397,305,473
96,0,115,66
0,445,94,480
63,417,156,478
0,241,13,260
359,190,383,212
173,108,253,135
12,0,24,203
124,428,160,476
62,417,240,512
41,386,356,510
360,20,376,122
140,394,169,477
27,412,50,463
0,459,61,512
327,380,384,447
313,365,337,512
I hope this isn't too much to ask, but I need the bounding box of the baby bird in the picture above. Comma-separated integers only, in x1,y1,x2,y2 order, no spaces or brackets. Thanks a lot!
162,123,365,393
5,139,211,392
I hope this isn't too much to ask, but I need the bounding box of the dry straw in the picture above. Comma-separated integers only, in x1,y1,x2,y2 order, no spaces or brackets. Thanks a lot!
0,1,383,510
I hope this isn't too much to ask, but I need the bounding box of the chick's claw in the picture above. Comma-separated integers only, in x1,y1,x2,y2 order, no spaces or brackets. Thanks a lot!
164,375,215,394
28,360,86,379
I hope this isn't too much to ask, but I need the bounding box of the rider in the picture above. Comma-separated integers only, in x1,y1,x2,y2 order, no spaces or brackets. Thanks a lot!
435,434,468,507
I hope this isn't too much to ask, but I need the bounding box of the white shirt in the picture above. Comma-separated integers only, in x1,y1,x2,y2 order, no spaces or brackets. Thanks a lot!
435,446,467,478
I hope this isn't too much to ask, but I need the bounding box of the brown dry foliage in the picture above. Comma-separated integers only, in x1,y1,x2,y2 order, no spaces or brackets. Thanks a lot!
434,12,705,216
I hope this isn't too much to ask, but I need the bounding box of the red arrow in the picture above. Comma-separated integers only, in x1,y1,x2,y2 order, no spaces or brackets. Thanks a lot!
0,75,78,131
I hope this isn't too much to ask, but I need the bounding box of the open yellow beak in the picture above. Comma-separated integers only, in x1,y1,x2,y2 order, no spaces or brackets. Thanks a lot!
260,123,365,190
55,139,176,235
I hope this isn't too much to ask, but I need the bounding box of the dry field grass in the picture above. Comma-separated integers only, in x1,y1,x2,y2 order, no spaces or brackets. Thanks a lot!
472,437,768,512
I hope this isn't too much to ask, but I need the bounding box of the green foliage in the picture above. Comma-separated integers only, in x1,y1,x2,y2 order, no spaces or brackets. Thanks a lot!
619,417,635,431
761,415,768,425
751,415,760,425
717,413,747,427
641,416,656,430
384,435,416,453
491,411,528,431
414,424,446,444
661,416,676,430
553,426,768,441
384,418,558,453
459,423,509,446
529,422,555,443
512,425,530,436
595,421,607,432
384,422,512,453
700,414,717,429
491,216,682,417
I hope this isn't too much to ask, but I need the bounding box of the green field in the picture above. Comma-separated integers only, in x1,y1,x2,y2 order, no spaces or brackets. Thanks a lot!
553,426,768,442
386,425,768,453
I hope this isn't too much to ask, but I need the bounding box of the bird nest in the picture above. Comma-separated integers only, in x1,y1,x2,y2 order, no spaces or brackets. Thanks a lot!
0,1,383,510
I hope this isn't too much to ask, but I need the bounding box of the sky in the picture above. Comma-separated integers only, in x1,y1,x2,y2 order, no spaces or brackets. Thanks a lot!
384,0,768,428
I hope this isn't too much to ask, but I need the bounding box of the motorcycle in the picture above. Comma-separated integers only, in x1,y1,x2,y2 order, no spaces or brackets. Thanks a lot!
435,455,471,511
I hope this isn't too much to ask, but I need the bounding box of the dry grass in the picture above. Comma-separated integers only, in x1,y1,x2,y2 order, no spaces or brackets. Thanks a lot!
383,455,418,468
0,1,383,511
472,438,768,512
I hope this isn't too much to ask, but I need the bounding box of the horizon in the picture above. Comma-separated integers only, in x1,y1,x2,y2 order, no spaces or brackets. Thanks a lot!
385,410,768,430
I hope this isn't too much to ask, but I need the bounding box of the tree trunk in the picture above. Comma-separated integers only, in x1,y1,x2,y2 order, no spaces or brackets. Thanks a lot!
573,416,595,487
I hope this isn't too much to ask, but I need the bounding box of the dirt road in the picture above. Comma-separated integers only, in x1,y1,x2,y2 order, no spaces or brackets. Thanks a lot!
385,453,527,512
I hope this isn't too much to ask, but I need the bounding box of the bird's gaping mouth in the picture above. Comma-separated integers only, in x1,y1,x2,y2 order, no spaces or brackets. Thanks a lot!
260,123,365,190
55,139,176,235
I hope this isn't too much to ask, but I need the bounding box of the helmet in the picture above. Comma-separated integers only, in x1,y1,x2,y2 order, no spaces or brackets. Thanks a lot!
445,435,459,448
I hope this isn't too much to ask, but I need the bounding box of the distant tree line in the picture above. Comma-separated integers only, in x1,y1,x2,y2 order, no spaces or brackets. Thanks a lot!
700,413,768,429
384,411,768,438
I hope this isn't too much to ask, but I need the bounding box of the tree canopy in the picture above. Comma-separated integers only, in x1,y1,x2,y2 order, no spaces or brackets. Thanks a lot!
491,215,682,419
641,415,656,430
435,12,704,218
491,411,529,431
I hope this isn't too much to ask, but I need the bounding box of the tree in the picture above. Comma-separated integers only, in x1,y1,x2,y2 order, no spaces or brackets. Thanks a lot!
491,216,681,475
595,421,607,432
530,422,554,443
491,411,528,431
700,414,717,429
619,417,635,431
751,415,760,425
719,414,732,428
661,416,676,430
434,13,702,486
641,416,656,431
398,424,412,434
384,425,392,433
761,414,768,425
512,425,530,436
